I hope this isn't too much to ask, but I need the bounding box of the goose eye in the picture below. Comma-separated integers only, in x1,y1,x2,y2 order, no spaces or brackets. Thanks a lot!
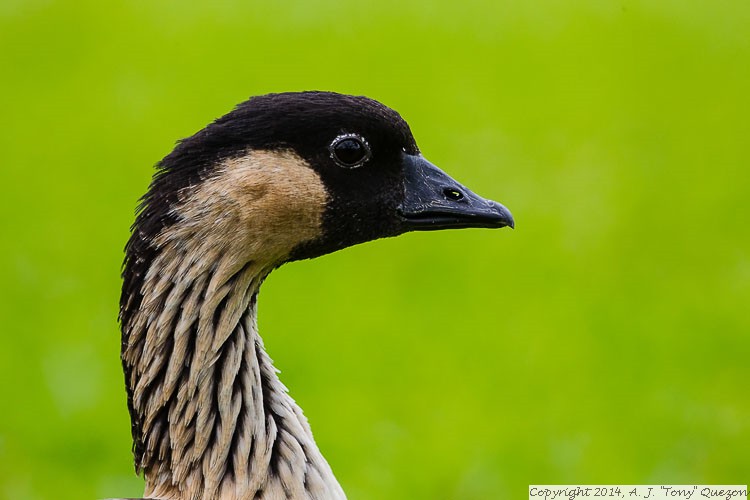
329,134,371,168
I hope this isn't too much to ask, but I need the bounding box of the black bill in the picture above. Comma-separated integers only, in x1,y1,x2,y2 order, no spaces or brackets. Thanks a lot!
397,153,514,231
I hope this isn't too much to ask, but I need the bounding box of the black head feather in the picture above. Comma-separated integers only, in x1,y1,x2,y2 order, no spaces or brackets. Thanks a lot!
128,91,421,277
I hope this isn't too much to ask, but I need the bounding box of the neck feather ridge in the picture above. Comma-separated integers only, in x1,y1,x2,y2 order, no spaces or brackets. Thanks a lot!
120,150,342,499
121,247,344,500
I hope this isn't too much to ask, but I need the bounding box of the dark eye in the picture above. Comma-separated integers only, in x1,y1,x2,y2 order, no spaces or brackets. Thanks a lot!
329,133,371,168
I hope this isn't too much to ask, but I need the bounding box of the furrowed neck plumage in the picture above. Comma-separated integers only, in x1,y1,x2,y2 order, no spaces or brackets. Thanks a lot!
120,151,345,499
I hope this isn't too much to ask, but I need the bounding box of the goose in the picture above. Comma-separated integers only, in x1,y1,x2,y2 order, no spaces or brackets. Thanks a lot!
117,91,514,500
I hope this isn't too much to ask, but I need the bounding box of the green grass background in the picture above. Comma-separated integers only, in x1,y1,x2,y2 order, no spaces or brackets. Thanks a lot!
1,1,748,498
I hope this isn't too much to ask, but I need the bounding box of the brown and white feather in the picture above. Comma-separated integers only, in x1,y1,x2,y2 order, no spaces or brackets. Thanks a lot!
121,150,345,499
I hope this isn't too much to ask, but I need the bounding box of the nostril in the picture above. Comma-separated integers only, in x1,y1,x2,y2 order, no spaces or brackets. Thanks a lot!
443,187,464,201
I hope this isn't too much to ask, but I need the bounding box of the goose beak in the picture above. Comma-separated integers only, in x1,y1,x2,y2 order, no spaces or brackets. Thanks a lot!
397,153,514,231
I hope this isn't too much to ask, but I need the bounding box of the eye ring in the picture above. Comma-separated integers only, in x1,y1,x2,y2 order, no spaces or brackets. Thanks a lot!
329,133,372,168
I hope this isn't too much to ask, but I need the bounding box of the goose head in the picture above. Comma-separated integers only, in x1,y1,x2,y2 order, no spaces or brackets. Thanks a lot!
131,91,513,275
119,91,513,500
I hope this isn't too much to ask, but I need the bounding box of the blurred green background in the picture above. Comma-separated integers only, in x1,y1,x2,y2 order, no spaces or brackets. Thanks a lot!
1,1,748,498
